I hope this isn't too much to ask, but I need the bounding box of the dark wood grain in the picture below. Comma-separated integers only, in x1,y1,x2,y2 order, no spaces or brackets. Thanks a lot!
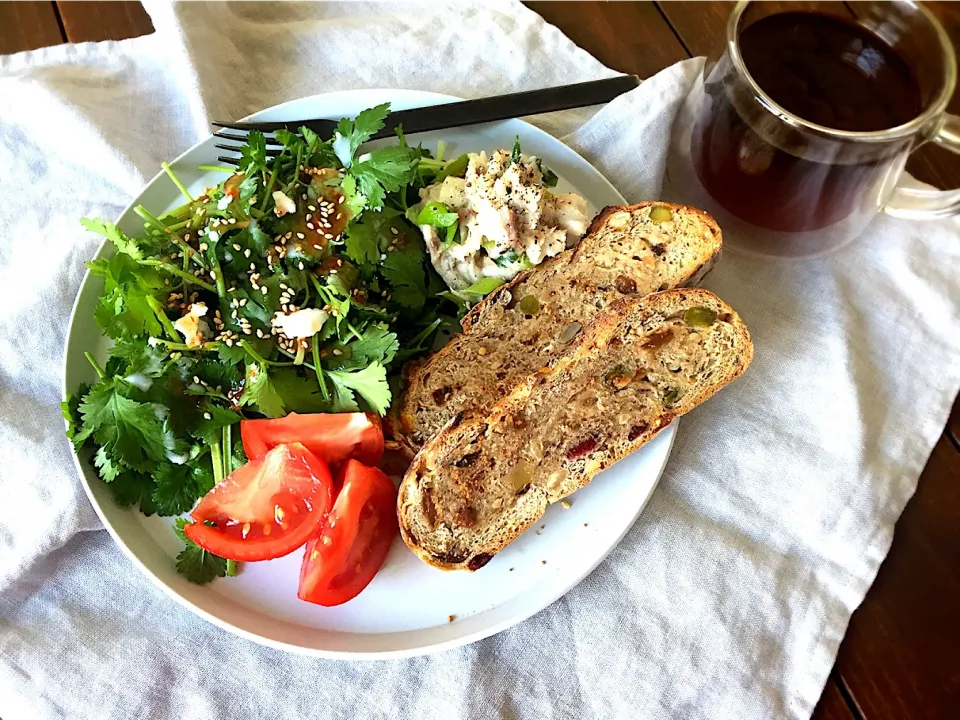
833,434,960,719
0,1,63,54
812,678,858,720
528,2,688,79
55,1,153,43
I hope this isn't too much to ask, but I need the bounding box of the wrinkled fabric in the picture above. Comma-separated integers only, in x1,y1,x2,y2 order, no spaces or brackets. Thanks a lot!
1,3,958,720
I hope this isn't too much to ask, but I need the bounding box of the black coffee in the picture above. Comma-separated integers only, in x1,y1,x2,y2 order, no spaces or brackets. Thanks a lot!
693,12,923,233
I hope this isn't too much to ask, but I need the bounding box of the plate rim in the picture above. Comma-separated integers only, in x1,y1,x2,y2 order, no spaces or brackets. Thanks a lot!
62,87,675,659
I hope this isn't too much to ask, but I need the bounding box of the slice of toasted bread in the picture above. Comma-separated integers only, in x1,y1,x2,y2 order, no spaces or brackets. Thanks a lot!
398,288,752,571
396,202,722,453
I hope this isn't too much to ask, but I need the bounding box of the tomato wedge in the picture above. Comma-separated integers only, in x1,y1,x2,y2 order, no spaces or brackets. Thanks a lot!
297,460,398,606
185,443,334,562
241,412,384,467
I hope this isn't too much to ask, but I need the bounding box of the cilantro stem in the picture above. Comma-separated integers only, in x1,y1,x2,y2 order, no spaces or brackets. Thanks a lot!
142,260,217,292
226,559,238,576
210,441,224,483
146,296,180,342
276,346,318,371
84,351,107,380
206,249,227,297
155,339,219,352
408,317,443,349
311,336,329,400
134,205,175,235
258,162,281,212
239,340,296,368
222,425,232,476
346,321,363,341
162,162,194,202
198,165,236,174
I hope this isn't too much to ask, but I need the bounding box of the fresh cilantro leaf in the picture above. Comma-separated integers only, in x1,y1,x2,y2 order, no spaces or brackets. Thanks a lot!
110,337,167,377
338,174,368,216
240,131,268,174
343,217,383,267
217,342,249,365
270,368,331,414
382,246,428,310
75,380,168,470
344,325,399,367
511,136,522,165
536,159,559,187
272,128,302,150
327,325,399,370
109,470,157,515
88,253,165,339
94,445,123,482
191,405,241,445
62,387,87,441
239,362,286,418
332,103,391,168
81,218,146,261
436,153,469,183
175,518,228,584
326,363,390,415
463,276,505,297
152,461,214,517
350,145,419,211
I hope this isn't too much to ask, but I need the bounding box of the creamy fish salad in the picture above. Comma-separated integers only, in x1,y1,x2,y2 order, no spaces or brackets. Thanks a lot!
411,146,588,294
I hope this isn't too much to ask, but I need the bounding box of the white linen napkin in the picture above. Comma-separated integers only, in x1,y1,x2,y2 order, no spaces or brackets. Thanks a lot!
1,3,958,719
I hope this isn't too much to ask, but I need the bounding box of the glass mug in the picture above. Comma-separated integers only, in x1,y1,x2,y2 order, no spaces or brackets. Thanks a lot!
668,0,960,258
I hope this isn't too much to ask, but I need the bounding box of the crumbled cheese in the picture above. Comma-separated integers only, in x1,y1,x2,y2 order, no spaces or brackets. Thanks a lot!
173,302,209,347
217,194,232,210
273,190,296,217
271,308,329,339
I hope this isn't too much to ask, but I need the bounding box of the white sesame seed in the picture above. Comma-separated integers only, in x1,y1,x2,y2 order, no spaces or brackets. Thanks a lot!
380,253,386,260
193,376,201,383
261,286,269,295
232,243,241,251
298,262,305,270
203,412,212,420
333,349,342,356
313,244,322,250
324,233,333,239
338,196,345,204
390,227,398,235
244,249,251,258
306,223,314,230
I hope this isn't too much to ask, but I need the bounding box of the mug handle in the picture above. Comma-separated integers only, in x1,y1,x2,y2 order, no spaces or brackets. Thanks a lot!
884,114,960,219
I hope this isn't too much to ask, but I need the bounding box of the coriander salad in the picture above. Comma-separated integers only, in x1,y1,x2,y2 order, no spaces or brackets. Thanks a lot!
62,103,585,606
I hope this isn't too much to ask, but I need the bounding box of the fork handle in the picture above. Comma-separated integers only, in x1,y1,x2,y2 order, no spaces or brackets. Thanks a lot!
361,75,640,140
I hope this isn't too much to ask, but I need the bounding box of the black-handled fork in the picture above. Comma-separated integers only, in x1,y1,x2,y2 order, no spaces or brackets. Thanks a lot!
213,74,640,164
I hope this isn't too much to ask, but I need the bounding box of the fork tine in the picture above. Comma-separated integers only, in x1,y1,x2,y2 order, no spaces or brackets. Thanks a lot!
218,156,241,166
214,143,282,157
212,120,301,132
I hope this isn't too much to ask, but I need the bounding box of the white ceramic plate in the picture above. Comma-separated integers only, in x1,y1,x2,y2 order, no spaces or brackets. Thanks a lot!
64,89,675,659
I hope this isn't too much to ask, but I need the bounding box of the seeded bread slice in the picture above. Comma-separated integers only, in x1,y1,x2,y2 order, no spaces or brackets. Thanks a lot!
398,288,752,571
396,202,722,453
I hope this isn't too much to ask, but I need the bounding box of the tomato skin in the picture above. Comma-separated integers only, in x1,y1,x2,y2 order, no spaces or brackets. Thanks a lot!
241,412,384,467
185,443,334,562
297,460,399,607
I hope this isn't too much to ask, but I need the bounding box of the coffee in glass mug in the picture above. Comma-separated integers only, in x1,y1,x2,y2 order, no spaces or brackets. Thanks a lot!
672,1,960,258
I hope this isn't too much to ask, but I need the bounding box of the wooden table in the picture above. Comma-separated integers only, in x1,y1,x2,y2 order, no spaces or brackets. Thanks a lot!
6,2,958,717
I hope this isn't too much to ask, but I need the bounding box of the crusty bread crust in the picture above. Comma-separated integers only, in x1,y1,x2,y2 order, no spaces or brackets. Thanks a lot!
398,288,752,571
396,202,723,456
